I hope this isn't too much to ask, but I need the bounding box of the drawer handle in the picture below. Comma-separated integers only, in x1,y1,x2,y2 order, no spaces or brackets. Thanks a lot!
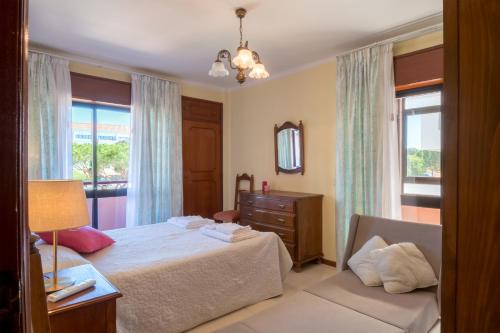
247,200,254,204
247,213,253,217
277,232,286,237
277,218,286,223
278,204,286,209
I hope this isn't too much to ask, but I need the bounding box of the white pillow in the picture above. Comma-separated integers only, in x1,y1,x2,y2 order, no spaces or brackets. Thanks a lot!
37,243,90,274
370,242,438,294
347,235,388,286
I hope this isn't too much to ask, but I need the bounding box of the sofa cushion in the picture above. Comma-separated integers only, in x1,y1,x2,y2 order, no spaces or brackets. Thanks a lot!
370,242,438,293
348,235,388,286
341,215,442,277
213,291,403,333
305,270,439,333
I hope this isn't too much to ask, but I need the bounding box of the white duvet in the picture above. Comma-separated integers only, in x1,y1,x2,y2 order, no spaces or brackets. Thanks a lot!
83,222,292,333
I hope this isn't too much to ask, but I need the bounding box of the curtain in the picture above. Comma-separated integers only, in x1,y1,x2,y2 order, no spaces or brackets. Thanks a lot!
335,43,400,268
28,52,72,179
126,74,183,227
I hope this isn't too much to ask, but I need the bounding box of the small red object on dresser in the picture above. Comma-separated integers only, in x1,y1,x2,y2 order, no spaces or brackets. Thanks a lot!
262,181,270,192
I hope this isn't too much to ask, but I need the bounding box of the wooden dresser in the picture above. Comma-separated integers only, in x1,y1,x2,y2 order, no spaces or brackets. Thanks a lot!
239,190,323,272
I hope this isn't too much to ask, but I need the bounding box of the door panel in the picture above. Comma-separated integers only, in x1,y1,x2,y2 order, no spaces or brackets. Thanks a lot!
182,97,222,218
187,126,216,172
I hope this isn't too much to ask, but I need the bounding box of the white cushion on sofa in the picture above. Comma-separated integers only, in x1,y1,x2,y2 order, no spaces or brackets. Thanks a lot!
347,235,388,286
370,242,438,294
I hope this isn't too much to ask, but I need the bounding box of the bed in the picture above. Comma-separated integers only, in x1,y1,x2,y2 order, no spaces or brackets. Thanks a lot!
39,222,293,333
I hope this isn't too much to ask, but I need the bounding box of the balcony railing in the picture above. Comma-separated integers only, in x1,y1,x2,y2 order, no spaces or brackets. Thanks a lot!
83,180,127,231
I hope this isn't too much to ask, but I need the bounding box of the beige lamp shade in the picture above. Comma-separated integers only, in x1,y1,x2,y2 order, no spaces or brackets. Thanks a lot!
28,180,90,232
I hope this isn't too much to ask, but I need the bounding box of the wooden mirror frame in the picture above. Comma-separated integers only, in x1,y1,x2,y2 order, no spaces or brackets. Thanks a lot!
274,121,304,175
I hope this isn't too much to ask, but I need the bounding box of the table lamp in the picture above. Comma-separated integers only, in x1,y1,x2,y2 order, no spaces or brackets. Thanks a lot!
28,180,90,293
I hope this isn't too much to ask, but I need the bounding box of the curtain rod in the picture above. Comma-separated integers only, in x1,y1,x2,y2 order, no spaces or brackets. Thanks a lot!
28,48,180,84
337,23,443,57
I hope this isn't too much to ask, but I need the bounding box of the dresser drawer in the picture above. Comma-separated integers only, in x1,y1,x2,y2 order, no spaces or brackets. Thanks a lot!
240,190,323,272
241,206,295,229
243,195,295,213
251,222,295,243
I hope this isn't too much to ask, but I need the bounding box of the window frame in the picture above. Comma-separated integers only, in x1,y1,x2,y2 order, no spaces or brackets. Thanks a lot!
397,85,442,208
72,101,131,228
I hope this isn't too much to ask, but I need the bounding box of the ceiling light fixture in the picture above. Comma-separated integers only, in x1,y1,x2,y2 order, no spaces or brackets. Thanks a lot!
208,8,270,84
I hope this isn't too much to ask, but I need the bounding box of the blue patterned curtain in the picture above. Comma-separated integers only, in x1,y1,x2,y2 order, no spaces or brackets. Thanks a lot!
28,52,72,180
335,44,400,268
126,74,183,226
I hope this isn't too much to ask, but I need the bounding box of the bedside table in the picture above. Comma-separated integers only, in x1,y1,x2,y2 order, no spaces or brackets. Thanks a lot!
46,264,122,333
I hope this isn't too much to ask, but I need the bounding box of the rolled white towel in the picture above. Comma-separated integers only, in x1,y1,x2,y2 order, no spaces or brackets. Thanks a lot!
201,227,259,243
215,223,252,235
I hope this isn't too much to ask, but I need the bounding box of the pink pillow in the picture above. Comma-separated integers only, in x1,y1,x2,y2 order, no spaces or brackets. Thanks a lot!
38,226,115,254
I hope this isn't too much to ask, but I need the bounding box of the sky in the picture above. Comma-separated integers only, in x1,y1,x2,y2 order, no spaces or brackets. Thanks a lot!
72,104,131,127
405,92,441,151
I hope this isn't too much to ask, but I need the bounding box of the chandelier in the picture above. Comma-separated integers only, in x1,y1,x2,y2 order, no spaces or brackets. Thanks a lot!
208,8,270,84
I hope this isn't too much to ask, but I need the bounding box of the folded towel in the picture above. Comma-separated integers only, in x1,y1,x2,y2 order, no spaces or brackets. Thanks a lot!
203,224,216,230
201,227,259,243
167,216,213,229
214,223,252,235
169,215,203,223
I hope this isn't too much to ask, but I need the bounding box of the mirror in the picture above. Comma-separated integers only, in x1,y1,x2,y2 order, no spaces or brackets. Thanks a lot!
274,121,304,175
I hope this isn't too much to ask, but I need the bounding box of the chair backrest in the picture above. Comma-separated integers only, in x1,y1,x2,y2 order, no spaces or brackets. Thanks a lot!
234,173,254,210
340,214,442,277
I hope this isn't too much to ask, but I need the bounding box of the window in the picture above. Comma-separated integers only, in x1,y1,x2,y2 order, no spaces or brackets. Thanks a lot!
399,87,442,209
72,102,131,230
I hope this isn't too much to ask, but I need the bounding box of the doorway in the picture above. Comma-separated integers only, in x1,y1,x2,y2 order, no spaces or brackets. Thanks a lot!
181,96,223,218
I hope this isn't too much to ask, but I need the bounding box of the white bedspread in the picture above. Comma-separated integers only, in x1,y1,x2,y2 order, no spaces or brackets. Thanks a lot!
83,222,292,333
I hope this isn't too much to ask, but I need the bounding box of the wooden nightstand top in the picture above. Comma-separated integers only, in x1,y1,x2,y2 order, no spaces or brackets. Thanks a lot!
46,264,122,316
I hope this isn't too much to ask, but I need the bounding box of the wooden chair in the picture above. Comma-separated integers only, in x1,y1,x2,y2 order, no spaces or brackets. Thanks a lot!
213,173,254,223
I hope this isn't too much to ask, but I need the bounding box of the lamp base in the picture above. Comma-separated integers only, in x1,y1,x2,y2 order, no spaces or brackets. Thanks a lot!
44,276,75,293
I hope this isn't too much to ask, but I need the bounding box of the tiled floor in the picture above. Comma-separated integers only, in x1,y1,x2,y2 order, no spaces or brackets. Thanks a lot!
188,263,441,333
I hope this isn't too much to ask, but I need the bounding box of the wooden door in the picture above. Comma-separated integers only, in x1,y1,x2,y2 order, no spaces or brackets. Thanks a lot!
0,0,30,331
182,97,222,218
442,0,499,331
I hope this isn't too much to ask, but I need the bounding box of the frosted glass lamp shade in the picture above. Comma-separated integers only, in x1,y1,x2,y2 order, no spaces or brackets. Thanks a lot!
28,180,90,232
232,47,255,69
248,63,270,79
208,61,229,77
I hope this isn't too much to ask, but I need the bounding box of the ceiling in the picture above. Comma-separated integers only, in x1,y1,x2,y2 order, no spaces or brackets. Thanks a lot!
29,0,442,89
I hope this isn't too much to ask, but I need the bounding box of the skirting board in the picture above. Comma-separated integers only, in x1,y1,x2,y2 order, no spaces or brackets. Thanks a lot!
320,258,336,267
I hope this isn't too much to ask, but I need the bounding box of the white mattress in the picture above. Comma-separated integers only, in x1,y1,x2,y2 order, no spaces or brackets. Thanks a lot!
83,222,293,333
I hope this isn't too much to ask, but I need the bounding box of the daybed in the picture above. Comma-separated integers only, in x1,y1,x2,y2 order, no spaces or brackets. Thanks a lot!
214,214,442,333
